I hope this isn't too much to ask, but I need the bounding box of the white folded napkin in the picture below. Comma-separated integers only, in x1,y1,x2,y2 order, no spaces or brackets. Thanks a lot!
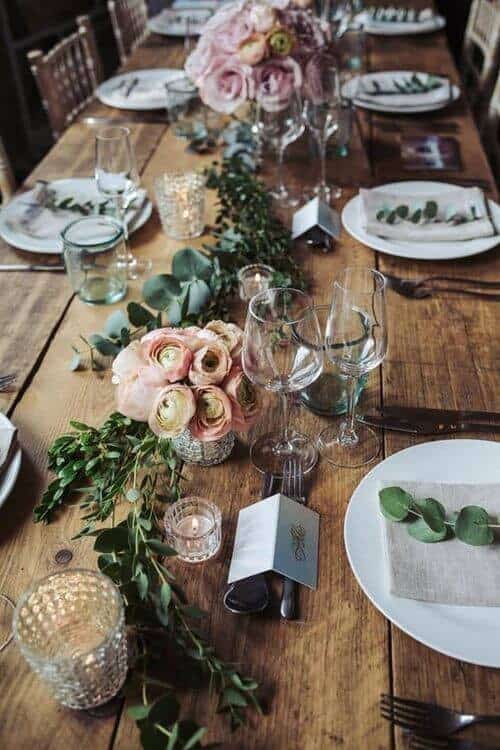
0,423,17,479
106,79,167,107
361,6,435,26
358,73,450,108
381,480,500,606
360,186,497,242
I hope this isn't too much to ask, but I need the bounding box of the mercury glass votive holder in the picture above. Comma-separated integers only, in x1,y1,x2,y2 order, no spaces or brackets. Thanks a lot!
164,496,222,563
13,569,128,710
154,171,206,240
237,263,274,302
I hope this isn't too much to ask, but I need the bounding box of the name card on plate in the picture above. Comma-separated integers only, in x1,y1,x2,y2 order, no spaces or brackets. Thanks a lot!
228,493,319,589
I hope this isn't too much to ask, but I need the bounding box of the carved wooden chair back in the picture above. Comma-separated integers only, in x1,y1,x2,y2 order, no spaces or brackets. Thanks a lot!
108,0,149,65
481,69,500,179
462,0,500,115
0,136,15,204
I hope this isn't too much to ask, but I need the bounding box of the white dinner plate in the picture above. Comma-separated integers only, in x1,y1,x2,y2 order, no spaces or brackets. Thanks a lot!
343,71,460,114
96,68,184,111
357,12,446,35
0,413,21,511
148,7,212,36
345,439,500,667
342,180,500,260
0,178,152,255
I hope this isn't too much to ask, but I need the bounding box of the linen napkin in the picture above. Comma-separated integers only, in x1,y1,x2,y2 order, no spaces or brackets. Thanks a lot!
358,74,450,108
381,480,500,606
360,186,497,242
0,423,17,480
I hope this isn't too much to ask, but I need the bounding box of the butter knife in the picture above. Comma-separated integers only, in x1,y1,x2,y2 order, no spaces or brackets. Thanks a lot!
358,414,500,435
377,406,500,424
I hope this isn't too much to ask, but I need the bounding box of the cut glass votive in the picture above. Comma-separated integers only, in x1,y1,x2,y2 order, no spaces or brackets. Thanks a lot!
237,263,274,302
154,171,206,240
164,497,222,563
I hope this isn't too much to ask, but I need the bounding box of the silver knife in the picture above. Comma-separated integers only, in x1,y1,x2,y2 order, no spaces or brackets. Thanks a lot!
0,264,65,272
358,414,500,435
378,405,500,424
83,115,167,127
280,457,306,621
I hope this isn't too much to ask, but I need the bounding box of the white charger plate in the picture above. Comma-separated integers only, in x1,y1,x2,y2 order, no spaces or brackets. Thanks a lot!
343,70,460,114
345,439,500,667
342,180,500,261
96,68,183,111
0,413,21,511
357,12,446,35
0,178,152,255
148,7,212,36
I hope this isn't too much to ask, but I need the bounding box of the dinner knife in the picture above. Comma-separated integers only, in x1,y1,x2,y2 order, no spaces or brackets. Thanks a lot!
377,405,500,423
358,414,500,435
0,264,65,272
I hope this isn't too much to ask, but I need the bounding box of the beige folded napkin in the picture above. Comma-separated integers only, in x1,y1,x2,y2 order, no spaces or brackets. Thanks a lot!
0,424,17,478
381,480,500,606
360,186,497,242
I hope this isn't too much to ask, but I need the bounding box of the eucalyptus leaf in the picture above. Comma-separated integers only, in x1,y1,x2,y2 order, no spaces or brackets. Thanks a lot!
69,353,82,372
423,200,438,220
127,302,155,327
455,505,494,546
396,204,409,219
88,334,121,357
418,497,446,533
103,310,130,339
143,275,182,311
408,517,447,543
379,486,412,521
172,247,212,282
186,279,212,315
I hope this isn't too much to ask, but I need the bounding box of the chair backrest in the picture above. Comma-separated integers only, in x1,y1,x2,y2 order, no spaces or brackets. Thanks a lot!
0,136,15,205
27,15,103,141
108,0,149,65
462,0,500,112
481,69,500,180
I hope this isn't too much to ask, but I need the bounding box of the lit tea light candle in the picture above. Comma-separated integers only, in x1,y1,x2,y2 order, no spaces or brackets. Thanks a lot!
164,496,222,563
237,263,274,302
154,171,206,240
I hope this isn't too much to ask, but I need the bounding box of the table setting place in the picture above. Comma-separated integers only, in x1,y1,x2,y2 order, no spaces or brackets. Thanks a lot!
1,0,500,748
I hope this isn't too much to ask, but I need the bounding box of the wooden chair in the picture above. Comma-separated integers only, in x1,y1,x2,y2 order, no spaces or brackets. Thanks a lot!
0,136,15,204
27,15,103,141
481,69,500,179
462,0,500,118
108,0,149,65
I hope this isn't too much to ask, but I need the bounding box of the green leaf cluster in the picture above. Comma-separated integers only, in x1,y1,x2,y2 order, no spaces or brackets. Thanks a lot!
376,201,438,225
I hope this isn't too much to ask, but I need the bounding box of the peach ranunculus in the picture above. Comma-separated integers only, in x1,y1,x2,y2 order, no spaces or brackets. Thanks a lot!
112,340,147,385
223,366,261,431
191,385,233,441
142,331,192,383
203,320,243,359
188,338,232,386
148,384,196,439
238,33,268,66
292,0,314,7
115,365,165,422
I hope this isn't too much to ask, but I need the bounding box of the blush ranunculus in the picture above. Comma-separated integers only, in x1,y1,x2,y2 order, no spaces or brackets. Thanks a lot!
249,3,277,32
199,57,255,114
238,33,268,66
188,339,232,386
203,320,243,359
223,366,261,431
191,385,233,441
112,340,147,385
148,384,196,439
116,368,164,422
254,56,302,111
142,331,193,383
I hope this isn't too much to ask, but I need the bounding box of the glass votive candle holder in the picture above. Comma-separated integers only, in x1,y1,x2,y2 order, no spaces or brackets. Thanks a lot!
237,263,274,302
61,216,127,305
13,569,128,710
154,171,206,240
165,75,202,139
164,496,222,563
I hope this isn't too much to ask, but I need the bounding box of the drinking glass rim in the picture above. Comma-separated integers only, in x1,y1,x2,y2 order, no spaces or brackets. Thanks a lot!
237,263,274,282
61,216,123,248
95,125,131,141
13,568,124,664
164,496,221,541
333,266,386,293
248,287,316,325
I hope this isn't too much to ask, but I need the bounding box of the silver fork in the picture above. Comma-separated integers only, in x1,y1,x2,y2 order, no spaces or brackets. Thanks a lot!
280,456,305,620
381,694,500,736
384,273,500,301
409,734,495,750
0,374,16,392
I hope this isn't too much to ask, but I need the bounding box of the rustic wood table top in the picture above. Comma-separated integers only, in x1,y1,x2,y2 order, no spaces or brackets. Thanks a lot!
1,10,499,750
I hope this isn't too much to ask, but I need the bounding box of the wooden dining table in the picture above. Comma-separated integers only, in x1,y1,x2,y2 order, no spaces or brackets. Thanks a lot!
1,6,499,749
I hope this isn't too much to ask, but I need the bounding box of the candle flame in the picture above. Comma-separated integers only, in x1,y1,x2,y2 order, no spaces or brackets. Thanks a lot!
192,517,199,534
255,273,261,283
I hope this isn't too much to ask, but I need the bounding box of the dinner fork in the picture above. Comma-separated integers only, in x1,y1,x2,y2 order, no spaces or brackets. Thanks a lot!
384,273,500,301
381,694,500,736
408,734,495,750
0,374,16,392
280,456,305,621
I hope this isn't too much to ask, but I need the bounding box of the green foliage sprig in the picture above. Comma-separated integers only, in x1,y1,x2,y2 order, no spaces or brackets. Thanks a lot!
380,486,500,545
369,73,444,95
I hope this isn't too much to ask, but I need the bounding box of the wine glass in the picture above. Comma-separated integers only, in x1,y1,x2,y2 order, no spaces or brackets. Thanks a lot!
242,288,323,475
95,127,152,279
260,90,305,207
303,63,341,202
318,267,387,468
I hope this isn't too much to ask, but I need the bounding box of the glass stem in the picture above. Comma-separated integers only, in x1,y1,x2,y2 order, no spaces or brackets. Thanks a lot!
340,376,359,446
280,392,291,448
276,146,285,195
318,138,327,199
116,197,132,263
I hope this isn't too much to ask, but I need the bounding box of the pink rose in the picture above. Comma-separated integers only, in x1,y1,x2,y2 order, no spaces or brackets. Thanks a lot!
238,33,268,66
185,36,217,85
212,14,255,54
223,367,261,431
189,338,232,386
267,0,291,8
249,3,277,32
142,331,192,383
202,0,248,34
191,385,233,441
199,56,255,114
203,320,243,359
281,7,328,56
148,384,196,439
254,56,302,111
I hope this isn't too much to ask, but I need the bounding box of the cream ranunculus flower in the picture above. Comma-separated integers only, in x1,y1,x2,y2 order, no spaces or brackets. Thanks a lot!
142,331,193,383
190,385,233,441
223,366,261,431
188,339,232,386
238,33,268,66
203,320,243,359
148,384,196,439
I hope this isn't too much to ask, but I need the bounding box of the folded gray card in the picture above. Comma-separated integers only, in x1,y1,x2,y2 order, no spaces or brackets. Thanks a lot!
228,493,319,589
381,480,500,606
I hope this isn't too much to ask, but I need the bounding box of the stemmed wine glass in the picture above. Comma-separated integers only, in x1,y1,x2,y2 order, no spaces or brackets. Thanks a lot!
260,90,305,207
95,127,152,279
318,267,387,468
242,287,323,475
303,63,342,202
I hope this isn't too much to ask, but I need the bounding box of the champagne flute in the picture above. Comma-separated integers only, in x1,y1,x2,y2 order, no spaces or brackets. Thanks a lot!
260,90,305,207
318,267,387,468
303,63,341,202
242,288,323,475
95,127,152,279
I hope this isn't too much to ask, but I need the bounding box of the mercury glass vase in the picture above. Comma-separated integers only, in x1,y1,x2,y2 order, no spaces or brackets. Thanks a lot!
172,429,235,466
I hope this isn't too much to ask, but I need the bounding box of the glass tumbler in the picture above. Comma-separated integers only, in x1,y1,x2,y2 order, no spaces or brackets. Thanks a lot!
13,569,128,710
154,172,206,240
165,75,202,139
62,216,127,305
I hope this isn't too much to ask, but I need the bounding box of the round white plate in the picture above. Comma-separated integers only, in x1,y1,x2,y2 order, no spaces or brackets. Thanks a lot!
0,413,21,511
148,7,212,36
96,68,183,110
358,13,445,35
345,439,500,667
0,178,152,255
342,180,500,261
343,71,460,113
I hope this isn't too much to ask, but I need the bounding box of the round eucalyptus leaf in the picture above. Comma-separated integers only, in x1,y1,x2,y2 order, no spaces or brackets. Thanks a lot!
167,298,183,326
172,247,212,282
103,309,129,339
418,497,446,533
379,486,412,522
187,279,212,315
143,274,182,311
424,200,438,219
88,334,121,357
455,505,494,546
127,301,154,327
408,517,447,543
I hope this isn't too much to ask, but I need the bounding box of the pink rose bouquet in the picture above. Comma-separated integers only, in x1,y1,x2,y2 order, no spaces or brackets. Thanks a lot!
186,0,329,114
112,321,261,441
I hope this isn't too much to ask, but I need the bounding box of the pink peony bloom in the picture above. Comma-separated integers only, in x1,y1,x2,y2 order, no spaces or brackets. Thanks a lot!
189,338,232,386
142,331,193,383
238,33,268,66
223,366,261,431
191,385,233,441
148,384,196,439
199,56,255,114
254,56,302,111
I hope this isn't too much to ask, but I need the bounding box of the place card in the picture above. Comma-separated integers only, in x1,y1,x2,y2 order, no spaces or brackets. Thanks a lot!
292,197,341,242
228,493,319,589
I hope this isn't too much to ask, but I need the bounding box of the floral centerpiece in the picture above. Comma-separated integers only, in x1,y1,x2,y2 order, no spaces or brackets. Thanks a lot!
186,0,330,112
